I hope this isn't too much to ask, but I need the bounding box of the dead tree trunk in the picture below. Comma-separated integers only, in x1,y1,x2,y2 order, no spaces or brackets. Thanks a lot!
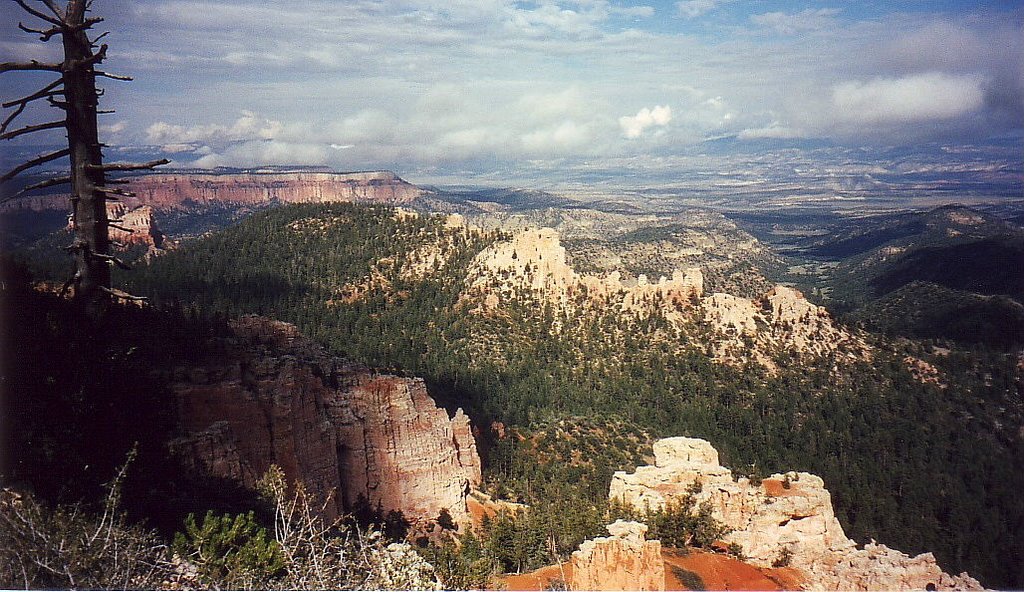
62,0,109,318
1,0,167,320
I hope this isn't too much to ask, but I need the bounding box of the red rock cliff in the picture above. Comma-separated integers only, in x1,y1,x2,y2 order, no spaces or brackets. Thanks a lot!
0,170,423,213
168,316,480,523
126,171,422,209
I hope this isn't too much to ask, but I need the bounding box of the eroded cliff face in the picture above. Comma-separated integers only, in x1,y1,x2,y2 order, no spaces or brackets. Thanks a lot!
105,204,167,251
610,437,982,591
699,285,868,370
124,171,422,209
464,227,703,316
569,520,665,592
168,316,480,523
463,227,863,370
0,170,423,213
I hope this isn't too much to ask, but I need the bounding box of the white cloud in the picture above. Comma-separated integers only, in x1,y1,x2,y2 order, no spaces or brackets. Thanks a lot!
191,141,330,169
619,105,672,139
737,123,805,140
521,120,591,152
99,121,128,135
750,8,840,35
145,111,283,147
832,73,985,124
676,0,730,19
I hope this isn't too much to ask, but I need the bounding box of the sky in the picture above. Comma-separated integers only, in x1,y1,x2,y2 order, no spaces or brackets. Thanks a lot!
2,0,1023,186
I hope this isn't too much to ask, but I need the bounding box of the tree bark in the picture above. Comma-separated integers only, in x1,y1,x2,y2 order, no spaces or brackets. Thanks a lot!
62,0,110,319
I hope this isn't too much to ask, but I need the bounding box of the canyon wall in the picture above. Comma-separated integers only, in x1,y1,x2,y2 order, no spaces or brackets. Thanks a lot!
0,170,423,213
168,316,480,523
122,171,423,209
610,437,982,591
569,520,665,592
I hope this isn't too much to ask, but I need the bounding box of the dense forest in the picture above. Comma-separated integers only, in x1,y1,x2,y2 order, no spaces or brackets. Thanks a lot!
90,202,1024,588
3,202,1022,587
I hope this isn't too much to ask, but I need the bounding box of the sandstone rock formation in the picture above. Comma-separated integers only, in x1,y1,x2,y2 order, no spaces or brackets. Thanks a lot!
105,204,167,251
569,520,665,591
0,170,423,213
465,227,861,370
168,316,480,523
123,171,422,209
700,285,868,369
465,227,703,313
610,437,981,591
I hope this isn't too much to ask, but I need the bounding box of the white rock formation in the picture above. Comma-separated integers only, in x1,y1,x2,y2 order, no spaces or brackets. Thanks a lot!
610,437,982,591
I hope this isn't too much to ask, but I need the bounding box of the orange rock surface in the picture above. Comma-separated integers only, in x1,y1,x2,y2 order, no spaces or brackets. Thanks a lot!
497,548,800,591
663,548,801,591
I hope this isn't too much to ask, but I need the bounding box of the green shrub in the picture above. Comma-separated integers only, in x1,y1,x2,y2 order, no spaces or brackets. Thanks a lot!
172,510,285,588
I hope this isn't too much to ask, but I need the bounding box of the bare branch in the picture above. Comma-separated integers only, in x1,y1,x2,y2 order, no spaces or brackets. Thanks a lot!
41,0,65,20
0,175,71,204
1,148,70,182
107,223,134,233
93,186,136,197
1,103,28,135
1,79,63,134
87,159,169,172
22,16,104,42
90,30,110,45
68,43,107,70
17,22,52,36
95,70,132,81
92,252,131,270
14,0,63,26
101,286,148,301
0,60,62,73
0,120,64,140
2,79,64,109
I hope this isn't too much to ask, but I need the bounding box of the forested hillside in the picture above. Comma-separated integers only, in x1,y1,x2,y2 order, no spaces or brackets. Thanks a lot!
113,203,1024,588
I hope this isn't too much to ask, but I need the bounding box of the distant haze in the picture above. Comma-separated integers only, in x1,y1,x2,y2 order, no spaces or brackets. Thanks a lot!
1,0,1022,187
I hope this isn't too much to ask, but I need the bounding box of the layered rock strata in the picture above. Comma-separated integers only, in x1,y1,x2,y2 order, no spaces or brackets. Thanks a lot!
105,204,167,251
168,316,480,523
610,437,981,591
569,520,665,591
123,171,422,209
0,170,423,213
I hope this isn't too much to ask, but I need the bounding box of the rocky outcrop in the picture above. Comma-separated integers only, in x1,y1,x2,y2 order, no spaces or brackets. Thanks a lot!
105,204,167,251
569,520,665,591
465,227,702,312
700,285,867,369
610,437,982,591
123,171,422,210
168,316,480,523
